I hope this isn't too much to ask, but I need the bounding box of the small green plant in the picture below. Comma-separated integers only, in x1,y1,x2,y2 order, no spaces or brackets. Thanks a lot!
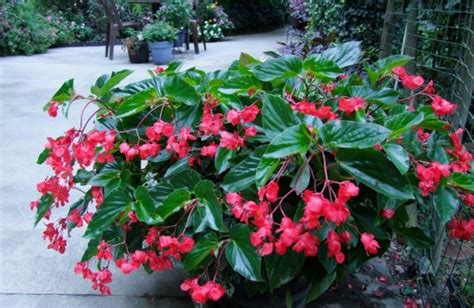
142,20,178,42
156,0,192,30
122,28,145,54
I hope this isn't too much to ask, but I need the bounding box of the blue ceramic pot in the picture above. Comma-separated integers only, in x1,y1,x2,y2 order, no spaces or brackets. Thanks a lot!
148,41,172,65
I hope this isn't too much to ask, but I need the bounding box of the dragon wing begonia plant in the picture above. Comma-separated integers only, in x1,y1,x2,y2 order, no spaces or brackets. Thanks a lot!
32,42,473,304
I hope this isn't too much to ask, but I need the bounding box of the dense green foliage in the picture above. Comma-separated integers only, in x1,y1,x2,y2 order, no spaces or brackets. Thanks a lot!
33,42,473,303
142,21,178,42
219,0,289,34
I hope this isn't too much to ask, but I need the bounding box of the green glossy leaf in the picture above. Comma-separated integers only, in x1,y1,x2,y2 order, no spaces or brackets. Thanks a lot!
264,124,311,159
215,147,235,174
384,111,424,136
290,160,311,193
81,239,100,262
320,121,390,149
337,148,414,200
307,270,337,302
183,233,218,271
134,186,163,224
221,148,265,192
384,144,410,174
449,173,474,192
252,55,303,82
219,75,262,95
164,158,189,178
43,79,74,110
34,194,54,227
88,171,120,187
317,41,362,68
375,55,412,75
116,88,157,118
163,75,200,105
195,180,226,232
348,85,399,105
262,93,300,138
74,169,95,185
303,58,342,82
265,251,304,290
256,157,280,187
36,148,51,164
91,70,133,96
84,188,132,238
156,188,191,220
401,227,435,249
434,187,459,225
226,224,262,281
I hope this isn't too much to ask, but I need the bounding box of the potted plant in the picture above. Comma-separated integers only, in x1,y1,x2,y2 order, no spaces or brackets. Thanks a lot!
33,42,473,305
142,20,178,64
156,0,192,48
122,28,149,63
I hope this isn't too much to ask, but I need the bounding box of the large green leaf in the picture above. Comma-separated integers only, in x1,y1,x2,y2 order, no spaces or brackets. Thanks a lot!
163,75,200,105
91,70,133,97
84,188,132,238
36,148,52,165
34,194,54,227
336,148,414,200
221,148,265,192
88,170,121,187
215,147,235,174
303,58,342,82
434,187,459,225
219,75,262,95
264,124,311,159
265,251,304,290
183,233,218,271
290,160,311,193
116,88,157,118
306,271,337,302
194,180,226,232
384,144,410,174
400,227,435,249
256,157,280,187
43,79,74,109
251,55,303,82
156,188,191,220
320,121,390,149
348,85,399,106
226,224,262,281
375,55,412,75
81,239,100,262
262,93,300,138
383,111,424,136
134,186,163,224
449,173,474,192
317,41,362,68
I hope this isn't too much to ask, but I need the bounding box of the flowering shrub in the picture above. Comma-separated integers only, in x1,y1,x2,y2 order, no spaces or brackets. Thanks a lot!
31,42,473,303
201,21,225,42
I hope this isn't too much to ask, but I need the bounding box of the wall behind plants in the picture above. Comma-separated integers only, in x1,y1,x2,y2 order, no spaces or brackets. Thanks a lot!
218,0,290,34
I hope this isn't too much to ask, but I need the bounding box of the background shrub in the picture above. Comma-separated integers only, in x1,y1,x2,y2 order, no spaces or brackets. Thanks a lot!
219,0,289,34
0,2,57,56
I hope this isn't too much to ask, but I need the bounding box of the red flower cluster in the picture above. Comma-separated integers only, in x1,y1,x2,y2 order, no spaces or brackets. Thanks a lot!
446,129,472,172
447,219,474,240
180,278,225,304
219,131,244,151
338,97,365,115
43,222,67,254
416,162,451,196
74,130,116,166
226,104,260,126
200,97,224,136
416,129,430,143
48,101,60,118
291,100,337,120
360,232,381,256
327,230,349,264
166,128,197,158
392,66,425,90
431,95,457,117
74,262,112,295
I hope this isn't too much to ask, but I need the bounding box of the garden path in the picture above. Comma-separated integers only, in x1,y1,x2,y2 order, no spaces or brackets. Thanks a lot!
0,29,285,308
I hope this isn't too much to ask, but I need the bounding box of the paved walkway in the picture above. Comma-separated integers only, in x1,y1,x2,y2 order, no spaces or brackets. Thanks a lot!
0,29,286,307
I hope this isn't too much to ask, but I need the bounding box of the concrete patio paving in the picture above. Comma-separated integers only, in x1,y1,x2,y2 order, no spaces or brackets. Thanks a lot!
0,29,286,307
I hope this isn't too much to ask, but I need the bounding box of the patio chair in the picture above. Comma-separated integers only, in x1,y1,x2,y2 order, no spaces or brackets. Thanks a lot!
102,0,142,60
186,0,206,54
